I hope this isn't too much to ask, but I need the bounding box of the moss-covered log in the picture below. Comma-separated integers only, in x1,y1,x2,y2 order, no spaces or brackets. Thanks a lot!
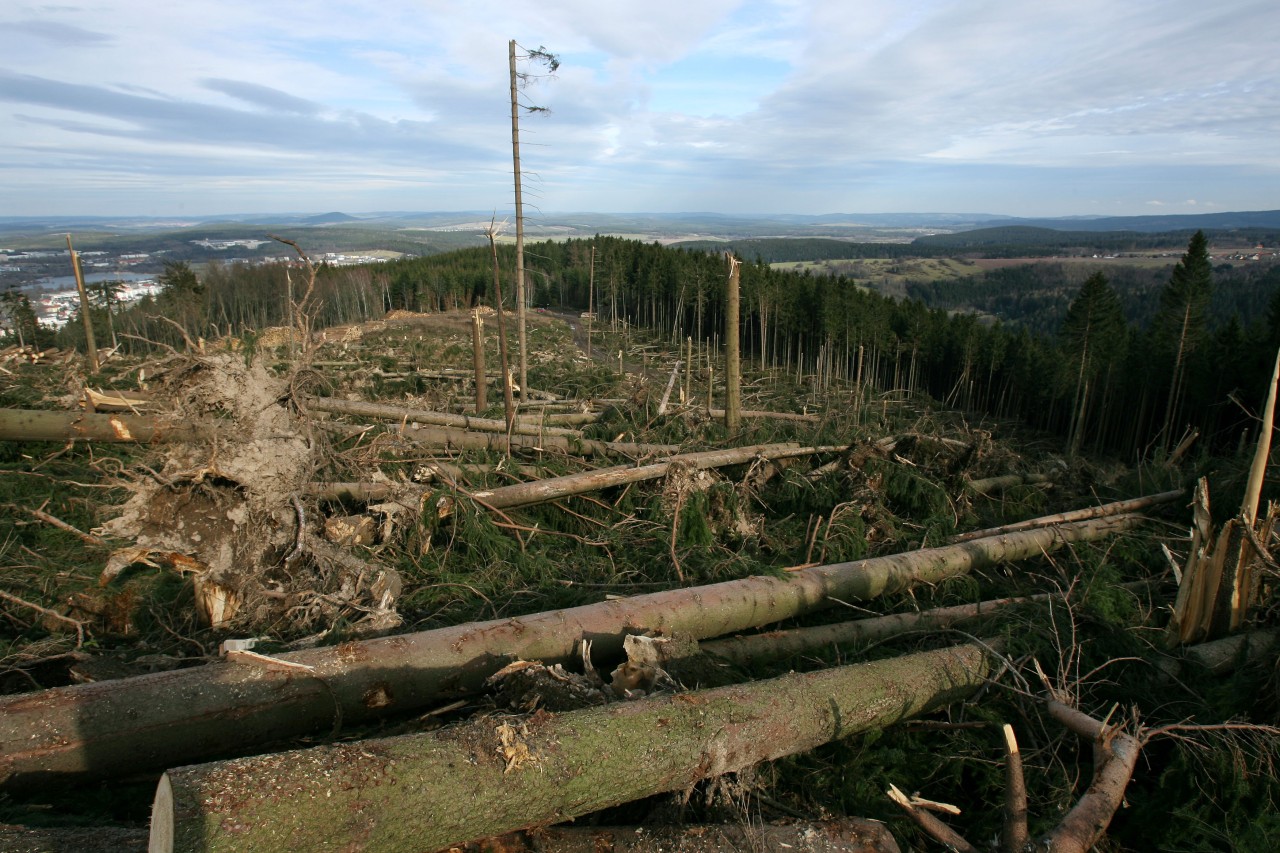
150,643,992,853
0,512,1144,791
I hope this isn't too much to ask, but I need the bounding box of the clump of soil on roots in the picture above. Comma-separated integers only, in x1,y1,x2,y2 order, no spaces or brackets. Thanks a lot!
101,352,397,637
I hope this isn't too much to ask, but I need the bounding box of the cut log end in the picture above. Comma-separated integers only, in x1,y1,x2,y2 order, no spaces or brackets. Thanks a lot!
148,774,174,853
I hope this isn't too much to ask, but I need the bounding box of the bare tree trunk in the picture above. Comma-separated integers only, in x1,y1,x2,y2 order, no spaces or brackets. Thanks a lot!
487,228,516,435
471,309,487,412
724,254,742,434
510,40,529,403
148,643,993,853
0,513,1147,792
65,234,99,372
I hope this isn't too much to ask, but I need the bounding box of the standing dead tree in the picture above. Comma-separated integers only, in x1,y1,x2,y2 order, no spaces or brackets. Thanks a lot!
508,40,559,404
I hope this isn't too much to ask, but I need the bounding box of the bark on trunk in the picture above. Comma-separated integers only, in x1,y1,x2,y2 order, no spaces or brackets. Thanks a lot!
965,473,1050,497
466,443,828,510
367,421,679,458
149,643,991,853
305,396,580,438
0,409,212,443
950,489,1183,543
701,592,1056,666
0,513,1145,792
707,408,820,423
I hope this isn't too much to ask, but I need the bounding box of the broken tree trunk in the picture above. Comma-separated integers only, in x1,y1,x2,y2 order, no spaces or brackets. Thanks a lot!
0,409,212,443
304,396,581,438
149,643,992,853
0,511,1146,791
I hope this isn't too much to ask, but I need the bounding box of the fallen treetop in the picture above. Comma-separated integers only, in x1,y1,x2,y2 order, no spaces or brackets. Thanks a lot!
0,503,1159,791
149,642,994,853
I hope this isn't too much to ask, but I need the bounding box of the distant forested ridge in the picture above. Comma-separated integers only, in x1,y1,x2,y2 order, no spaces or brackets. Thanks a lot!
40,232,1280,462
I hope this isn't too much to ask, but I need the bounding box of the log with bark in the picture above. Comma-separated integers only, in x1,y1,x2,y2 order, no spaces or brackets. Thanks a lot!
308,443,831,512
464,442,836,511
950,488,1184,543
319,420,680,458
0,511,1146,791
148,642,993,853
0,409,212,444
304,395,582,437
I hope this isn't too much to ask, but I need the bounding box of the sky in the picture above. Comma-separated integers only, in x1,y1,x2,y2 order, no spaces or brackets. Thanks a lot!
1,0,1278,218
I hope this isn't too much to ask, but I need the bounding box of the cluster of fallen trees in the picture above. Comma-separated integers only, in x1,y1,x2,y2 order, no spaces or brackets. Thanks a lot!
5,324,1278,852
0,480,1210,852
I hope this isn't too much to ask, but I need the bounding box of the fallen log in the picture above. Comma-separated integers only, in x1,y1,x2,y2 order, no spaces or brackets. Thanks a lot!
320,420,680,457
148,643,991,853
708,406,820,423
0,409,212,444
308,443,829,510
305,396,582,438
467,442,836,511
965,473,1051,497
0,511,1145,791
950,488,1184,543
702,592,1055,666
704,582,1155,667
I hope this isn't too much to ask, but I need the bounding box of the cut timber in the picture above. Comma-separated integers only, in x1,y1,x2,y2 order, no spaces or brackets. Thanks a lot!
0,511,1146,791
305,396,581,438
149,643,990,853
0,409,212,443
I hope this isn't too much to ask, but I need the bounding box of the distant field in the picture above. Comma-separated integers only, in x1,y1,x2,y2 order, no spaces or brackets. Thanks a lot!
770,257,982,298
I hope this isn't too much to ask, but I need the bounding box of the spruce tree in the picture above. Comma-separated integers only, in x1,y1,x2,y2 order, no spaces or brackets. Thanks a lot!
1155,230,1213,451
1061,271,1125,455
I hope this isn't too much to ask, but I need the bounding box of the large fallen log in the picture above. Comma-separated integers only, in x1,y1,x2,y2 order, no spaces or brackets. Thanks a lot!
0,409,212,443
305,395,582,437
0,511,1145,791
149,642,991,853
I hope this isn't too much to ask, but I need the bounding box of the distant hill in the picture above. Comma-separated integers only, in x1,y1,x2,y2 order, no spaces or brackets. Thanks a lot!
965,210,1280,233
302,211,360,225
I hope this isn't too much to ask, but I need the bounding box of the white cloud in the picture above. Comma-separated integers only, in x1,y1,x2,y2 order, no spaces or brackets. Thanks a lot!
1,0,1277,215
